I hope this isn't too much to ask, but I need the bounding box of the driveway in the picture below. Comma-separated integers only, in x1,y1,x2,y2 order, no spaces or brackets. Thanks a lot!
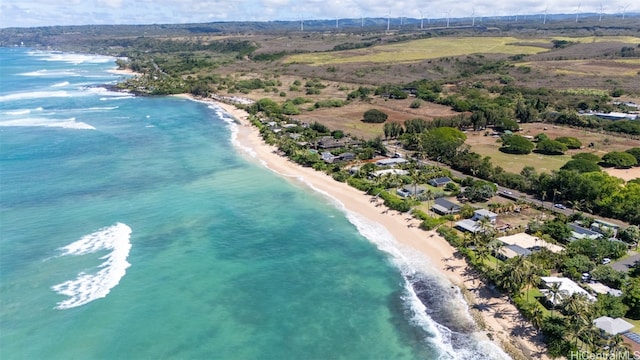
611,253,640,272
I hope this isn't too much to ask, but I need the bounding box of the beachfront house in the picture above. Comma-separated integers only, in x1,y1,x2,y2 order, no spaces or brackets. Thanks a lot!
455,219,483,234
427,176,452,187
540,276,596,306
431,198,461,215
472,209,498,224
497,244,533,260
397,185,426,198
370,169,408,178
497,233,565,254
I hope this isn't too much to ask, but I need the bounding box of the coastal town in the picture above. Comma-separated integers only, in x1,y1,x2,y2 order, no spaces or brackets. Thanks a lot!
4,13,640,360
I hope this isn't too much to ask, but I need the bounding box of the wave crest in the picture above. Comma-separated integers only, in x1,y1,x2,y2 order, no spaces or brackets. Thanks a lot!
51,223,132,309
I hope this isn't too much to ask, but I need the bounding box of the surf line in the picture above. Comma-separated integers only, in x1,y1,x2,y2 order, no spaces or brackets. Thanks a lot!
51,223,132,310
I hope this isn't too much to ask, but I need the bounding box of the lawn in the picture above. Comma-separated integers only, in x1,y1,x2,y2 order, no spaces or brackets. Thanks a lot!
284,37,552,65
470,143,570,174
624,317,640,333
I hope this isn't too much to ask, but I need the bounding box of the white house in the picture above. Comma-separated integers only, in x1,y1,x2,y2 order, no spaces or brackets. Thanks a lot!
472,209,498,223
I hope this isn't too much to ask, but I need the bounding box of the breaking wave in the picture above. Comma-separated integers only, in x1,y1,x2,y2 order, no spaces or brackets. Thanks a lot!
0,117,95,130
51,223,132,309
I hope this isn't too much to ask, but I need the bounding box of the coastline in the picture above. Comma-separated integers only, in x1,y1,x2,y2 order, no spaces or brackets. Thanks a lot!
180,93,550,360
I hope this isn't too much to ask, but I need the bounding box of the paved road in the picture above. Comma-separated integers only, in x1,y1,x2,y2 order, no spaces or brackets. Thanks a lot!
611,253,640,272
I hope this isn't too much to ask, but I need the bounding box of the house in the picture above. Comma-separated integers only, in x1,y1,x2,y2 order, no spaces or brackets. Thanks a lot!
497,244,533,259
498,233,565,253
370,169,408,178
375,158,408,167
593,316,634,336
397,185,426,198
321,152,336,163
455,219,483,233
590,219,620,238
540,276,596,305
337,152,356,161
428,176,452,187
472,209,498,223
316,136,345,149
431,198,461,215
586,282,623,297
569,223,602,241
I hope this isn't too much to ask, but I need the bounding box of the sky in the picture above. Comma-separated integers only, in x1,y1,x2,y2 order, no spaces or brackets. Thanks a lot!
0,0,637,28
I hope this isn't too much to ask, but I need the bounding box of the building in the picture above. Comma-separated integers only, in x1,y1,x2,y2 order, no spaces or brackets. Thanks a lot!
586,282,623,297
370,169,408,178
497,233,565,253
497,244,533,259
540,276,596,305
455,219,483,234
427,176,452,187
375,158,408,167
569,223,602,241
431,197,461,215
472,209,498,223
590,219,620,238
397,185,426,198
593,316,634,336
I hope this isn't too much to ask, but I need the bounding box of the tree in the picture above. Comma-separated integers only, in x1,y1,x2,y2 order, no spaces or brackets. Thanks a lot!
494,118,519,132
623,277,640,319
536,139,568,155
619,225,640,246
595,294,629,318
362,109,388,123
555,137,582,149
462,180,496,202
542,219,571,243
625,147,640,165
561,254,595,280
560,159,601,173
572,153,600,163
422,127,467,164
499,134,535,154
383,122,403,139
601,151,638,168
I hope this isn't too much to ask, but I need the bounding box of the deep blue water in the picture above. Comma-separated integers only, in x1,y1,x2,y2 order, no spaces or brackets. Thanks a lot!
0,47,507,359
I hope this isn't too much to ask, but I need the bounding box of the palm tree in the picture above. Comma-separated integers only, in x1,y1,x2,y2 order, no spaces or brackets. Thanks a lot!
524,263,541,302
530,305,545,329
547,281,562,314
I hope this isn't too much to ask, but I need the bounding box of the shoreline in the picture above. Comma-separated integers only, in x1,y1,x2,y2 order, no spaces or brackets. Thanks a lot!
179,93,550,360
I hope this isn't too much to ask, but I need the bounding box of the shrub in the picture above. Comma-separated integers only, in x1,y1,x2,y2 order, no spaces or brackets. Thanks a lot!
572,153,600,163
561,159,601,173
499,135,534,154
410,99,422,108
536,139,567,155
362,109,388,123
555,136,582,149
601,151,638,168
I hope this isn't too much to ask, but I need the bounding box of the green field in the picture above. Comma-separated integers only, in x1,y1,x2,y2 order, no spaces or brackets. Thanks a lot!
284,37,552,65
470,143,571,174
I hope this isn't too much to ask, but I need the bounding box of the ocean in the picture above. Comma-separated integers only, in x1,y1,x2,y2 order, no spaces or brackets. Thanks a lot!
0,47,508,359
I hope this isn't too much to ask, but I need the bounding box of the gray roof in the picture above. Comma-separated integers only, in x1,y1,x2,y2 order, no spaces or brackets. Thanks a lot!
594,316,635,335
455,219,482,233
569,223,602,238
434,197,460,210
375,158,408,166
428,176,452,185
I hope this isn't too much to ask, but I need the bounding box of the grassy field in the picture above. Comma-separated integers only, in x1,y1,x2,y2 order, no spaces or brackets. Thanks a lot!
284,37,552,65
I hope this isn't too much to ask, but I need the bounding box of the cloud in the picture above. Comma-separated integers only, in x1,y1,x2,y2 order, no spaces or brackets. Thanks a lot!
0,0,636,28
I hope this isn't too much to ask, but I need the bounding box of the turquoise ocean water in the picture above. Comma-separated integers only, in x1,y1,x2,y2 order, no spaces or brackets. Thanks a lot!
0,47,508,359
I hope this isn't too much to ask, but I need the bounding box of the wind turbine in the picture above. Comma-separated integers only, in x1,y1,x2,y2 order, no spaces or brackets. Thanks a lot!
386,11,391,32
471,8,476,26
575,3,581,23
300,16,304,31
445,9,452,28
620,4,629,19
543,5,549,24
361,14,364,28
598,4,605,22
419,10,425,29
335,18,339,29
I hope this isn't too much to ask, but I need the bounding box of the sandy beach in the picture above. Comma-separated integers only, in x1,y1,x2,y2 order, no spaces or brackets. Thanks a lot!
186,94,550,360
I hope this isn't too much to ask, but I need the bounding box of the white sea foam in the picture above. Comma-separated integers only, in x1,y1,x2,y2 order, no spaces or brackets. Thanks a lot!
51,81,70,87
0,90,70,102
0,117,95,130
51,223,132,309
3,107,43,116
29,51,114,65
19,69,79,77
100,95,135,101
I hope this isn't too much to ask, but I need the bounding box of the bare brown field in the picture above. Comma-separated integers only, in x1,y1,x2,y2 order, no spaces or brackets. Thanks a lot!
605,168,640,181
291,99,456,139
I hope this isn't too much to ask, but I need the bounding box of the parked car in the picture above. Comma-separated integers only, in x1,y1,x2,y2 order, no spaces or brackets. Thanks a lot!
581,273,591,281
554,203,566,209
602,258,611,265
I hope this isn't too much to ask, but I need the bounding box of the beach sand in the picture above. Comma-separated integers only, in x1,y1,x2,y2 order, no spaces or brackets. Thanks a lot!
185,94,550,360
